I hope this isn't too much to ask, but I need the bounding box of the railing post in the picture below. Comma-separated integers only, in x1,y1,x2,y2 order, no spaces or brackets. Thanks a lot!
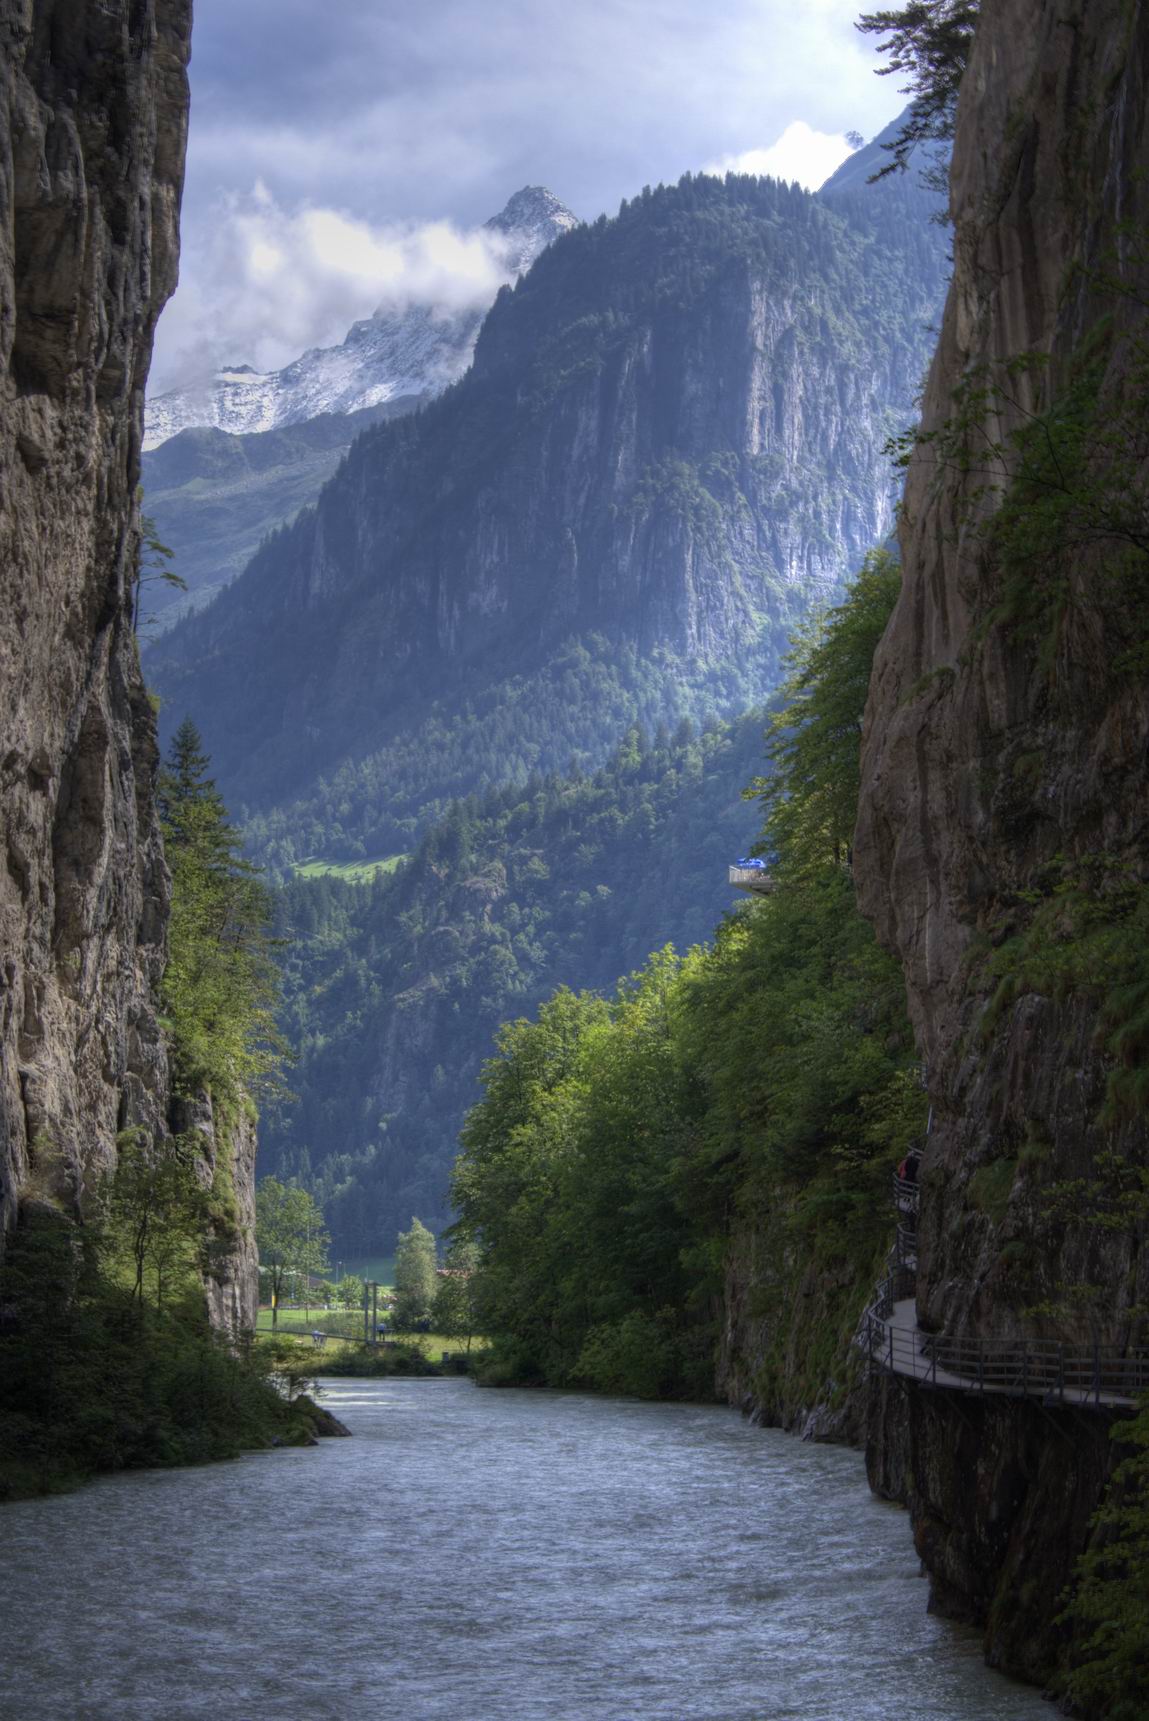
1093,1337,1101,1408
888,1323,894,1374
978,1348,984,1394
1057,1343,1064,1403
1021,1344,1027,1398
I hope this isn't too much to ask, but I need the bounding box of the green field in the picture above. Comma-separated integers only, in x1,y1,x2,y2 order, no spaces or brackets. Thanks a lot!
293,853,406,883
255,1307,479,1345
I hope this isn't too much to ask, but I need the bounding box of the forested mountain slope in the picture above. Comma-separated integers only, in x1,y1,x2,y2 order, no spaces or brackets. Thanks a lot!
262,713,769,1251
149,165,947,860
138,399,413,631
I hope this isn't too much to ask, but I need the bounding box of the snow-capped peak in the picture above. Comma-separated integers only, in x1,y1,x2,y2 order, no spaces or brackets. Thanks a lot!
144,188,579,450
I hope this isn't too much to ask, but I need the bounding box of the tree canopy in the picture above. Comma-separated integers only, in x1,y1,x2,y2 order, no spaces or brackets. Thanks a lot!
393,1219,438,1330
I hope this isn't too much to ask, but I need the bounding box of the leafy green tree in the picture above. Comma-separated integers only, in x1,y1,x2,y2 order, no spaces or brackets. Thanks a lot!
432,1238,481,1351
106,1129,207,1313
393,1218,438,1330
132,506,186,632
337,1273,365,1312
748,547,902,877
254,1177,329,1328
451,558,924,1402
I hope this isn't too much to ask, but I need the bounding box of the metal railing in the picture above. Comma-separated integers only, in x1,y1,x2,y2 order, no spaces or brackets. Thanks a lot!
729,865,776,894
863,1142,1146,1410
863,1308,1149,1407
894,1220,918,1270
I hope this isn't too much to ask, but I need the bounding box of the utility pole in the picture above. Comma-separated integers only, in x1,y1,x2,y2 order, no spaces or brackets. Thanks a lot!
372,1280,379,1345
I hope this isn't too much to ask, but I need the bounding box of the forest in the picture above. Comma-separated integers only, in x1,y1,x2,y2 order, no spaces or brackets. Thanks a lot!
449,551,924,1403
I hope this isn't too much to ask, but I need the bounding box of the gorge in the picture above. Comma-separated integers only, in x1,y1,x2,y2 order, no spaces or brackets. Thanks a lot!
0,0,1146,1716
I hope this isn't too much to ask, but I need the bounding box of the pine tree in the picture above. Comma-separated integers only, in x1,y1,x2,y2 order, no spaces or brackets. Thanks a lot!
159,720,285,1110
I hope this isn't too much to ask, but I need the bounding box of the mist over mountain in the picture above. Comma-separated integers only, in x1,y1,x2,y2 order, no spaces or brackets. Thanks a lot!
139,189,579,633
144,188,579,448
149,160,947,869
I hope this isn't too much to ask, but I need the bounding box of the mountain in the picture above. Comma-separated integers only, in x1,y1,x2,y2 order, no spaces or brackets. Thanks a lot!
140,400,414,630
149,162,949,859
138,187,578,631
144,187,579,448
263,712,771,1252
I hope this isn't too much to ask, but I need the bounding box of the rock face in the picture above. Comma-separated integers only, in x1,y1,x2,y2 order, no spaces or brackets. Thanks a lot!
149,167,948,831
855,0,1149,1677
0,1,254,1332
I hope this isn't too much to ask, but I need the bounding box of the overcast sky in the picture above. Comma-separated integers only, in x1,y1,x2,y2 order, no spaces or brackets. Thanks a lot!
152,0,902,393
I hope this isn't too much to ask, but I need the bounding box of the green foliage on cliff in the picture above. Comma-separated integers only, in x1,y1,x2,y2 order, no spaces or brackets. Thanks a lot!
857,2,979,181
451,562,924,1400
984,856,1149,1122
1062,1402,1149,1720
0,1190,312,1501
748,548,903,875
160,719,285,1115
0,727,305,1500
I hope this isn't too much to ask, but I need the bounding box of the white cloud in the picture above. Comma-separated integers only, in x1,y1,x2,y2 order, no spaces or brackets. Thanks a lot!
151,186,519,393
703,121,857,192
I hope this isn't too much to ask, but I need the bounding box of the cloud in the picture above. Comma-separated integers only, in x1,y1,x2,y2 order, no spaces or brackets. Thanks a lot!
151,187,520,393
703,122,858,191
154,0,904,392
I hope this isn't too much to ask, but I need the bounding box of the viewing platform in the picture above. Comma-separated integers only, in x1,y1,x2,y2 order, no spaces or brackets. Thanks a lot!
729,858,775,895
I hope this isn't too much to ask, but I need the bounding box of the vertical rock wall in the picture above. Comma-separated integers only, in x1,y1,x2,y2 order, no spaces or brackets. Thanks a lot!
0,6,258,1324
855,0,1149,1677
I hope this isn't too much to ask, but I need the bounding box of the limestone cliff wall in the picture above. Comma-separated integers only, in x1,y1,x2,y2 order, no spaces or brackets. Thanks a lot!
0,2,253,1332
855,0,1149,1678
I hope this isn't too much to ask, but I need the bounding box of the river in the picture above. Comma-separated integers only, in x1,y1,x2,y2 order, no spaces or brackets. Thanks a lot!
1,1378,1050,1720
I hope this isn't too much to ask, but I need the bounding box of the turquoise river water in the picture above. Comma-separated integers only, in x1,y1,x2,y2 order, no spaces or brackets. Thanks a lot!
0,1378,1052,1720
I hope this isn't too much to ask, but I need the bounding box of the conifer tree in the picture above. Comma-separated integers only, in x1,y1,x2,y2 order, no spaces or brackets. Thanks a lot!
159,719,285,1110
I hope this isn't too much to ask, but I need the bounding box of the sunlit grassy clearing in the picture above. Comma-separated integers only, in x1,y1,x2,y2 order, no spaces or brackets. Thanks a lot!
293,854,406,882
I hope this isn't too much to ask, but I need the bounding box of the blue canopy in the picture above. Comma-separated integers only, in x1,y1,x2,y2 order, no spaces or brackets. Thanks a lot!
734,857,768,869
